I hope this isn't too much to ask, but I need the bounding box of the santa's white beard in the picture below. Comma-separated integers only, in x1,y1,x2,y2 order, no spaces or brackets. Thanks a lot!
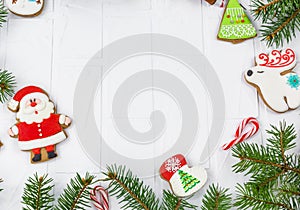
17,101,55,124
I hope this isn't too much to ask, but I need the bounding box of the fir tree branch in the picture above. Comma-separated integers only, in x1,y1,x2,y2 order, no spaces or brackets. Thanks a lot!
22,174,54,210
280,188,300,196
201,184,232,210
266,8,300,42
237,155,300,174
55,173,95,210
103,165,197,210
103,165,160,210
0,178,3,192
251,0,300,46
0,1,7,27
235,184,295,210
232,121,300,189
0,70,17,103
254,0,282,14
258,170,285,188
233,121,300,209
161,190,197,210
279,132,287,165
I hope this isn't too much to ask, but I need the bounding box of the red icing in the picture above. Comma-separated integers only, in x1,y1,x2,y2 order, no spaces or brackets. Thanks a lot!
160,154,187,181
17,113,62,142
13,86,44,102
258,49,295,68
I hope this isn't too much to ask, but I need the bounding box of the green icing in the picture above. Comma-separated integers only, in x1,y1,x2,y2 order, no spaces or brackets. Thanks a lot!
218,0,257,40
178,170,200,193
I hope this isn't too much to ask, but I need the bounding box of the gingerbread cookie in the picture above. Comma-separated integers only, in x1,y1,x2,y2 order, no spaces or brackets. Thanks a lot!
160,154,207,197
8,86,71,163
217,0,257,43
244,48,300,113
5,0,44,17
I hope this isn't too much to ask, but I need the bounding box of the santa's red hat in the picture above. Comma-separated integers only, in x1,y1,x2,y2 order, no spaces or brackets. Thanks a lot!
8,86,49,111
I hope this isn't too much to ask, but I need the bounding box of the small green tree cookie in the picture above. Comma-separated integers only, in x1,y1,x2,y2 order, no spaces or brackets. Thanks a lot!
218,0,257,43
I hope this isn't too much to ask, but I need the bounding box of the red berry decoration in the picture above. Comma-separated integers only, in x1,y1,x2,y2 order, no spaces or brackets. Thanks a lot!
227,14,230,18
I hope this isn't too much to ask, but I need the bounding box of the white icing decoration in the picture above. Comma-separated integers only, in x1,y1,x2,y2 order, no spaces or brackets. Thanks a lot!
5,0,44,16
220,24,256,38
59,115,66,124
245,52,300,113
18,131,66,150
12,125,19,135
169,165,207,197
227,8,244,21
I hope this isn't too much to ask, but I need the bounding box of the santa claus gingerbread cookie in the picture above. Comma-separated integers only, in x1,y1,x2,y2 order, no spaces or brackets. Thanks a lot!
160,154,207,197
5,0,44,17
8,86,71,163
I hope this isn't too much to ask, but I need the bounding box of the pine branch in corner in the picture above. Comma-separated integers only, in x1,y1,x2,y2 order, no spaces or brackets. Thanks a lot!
232,121,300,210
251,0,300,47
201,184,232,210
21,174,54,210
55,173,95,210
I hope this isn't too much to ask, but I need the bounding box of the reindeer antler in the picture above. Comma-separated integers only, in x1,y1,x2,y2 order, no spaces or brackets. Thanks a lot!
257,49,296,70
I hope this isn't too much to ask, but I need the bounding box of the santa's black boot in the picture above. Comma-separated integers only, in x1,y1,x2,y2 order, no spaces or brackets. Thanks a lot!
48,151,57,159
32,154,41,162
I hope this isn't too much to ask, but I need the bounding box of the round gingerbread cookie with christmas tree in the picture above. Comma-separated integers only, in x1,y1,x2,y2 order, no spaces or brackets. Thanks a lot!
217,0,257,43
8,86,71,163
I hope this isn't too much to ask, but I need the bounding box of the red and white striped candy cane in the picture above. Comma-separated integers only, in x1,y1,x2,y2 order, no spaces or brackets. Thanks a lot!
90,186,109,210
222,117,259,150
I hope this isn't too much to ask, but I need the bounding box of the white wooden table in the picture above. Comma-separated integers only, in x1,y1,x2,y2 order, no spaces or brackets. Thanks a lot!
0,0,299,209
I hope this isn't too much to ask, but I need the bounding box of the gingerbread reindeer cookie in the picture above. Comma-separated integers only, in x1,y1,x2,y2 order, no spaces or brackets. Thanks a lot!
244,48,300,113
8,86,71,163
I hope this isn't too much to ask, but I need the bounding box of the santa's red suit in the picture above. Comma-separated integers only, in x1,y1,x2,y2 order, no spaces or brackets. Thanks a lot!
12,113,67,151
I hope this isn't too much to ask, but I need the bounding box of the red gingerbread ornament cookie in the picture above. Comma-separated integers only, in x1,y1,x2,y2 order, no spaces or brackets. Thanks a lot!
8,86,71,163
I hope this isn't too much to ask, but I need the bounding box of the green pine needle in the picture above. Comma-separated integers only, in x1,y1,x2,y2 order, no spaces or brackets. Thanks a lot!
0,1,7,27
0,178,3,192
251,0,300,47
232,121,300,188
235,183,296,210
55,173,95,210
201,184,232,210
232,121,300,210
103,165,160,210
0,70,16,103
103,165,197,210
161,190,197,210
21,173,54,210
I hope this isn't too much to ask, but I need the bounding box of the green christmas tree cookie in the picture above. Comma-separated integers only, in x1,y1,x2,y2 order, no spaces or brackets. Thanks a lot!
217,0,257,43
178,170,200,193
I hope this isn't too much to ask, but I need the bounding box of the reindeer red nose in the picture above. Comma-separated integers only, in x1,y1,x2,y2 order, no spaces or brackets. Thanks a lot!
30,102,37,107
